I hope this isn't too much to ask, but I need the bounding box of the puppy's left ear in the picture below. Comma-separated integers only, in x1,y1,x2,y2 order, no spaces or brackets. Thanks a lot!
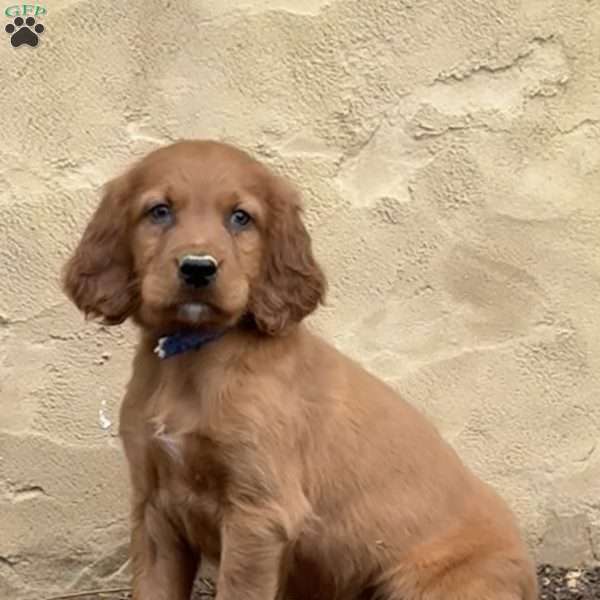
62,175,138,325
249,175,326,335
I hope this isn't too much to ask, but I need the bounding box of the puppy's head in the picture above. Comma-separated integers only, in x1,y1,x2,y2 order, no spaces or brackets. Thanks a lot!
63,140,326,335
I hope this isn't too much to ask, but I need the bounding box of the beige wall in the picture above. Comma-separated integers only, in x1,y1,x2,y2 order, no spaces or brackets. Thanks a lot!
1,0,599,597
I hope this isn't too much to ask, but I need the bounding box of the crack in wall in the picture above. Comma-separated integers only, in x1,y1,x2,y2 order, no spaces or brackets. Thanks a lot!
431,34,558,85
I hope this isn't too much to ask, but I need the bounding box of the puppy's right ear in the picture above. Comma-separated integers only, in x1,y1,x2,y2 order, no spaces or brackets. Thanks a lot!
62,176,138,325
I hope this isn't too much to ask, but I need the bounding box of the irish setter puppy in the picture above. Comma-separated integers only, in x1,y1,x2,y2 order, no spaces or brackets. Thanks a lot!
63,140,537,600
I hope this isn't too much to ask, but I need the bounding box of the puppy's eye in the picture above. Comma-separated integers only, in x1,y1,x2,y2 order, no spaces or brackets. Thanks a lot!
229,209,252,231
148,203,173,225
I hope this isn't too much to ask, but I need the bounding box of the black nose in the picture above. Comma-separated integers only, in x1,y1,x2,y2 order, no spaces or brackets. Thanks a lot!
178,255,218,288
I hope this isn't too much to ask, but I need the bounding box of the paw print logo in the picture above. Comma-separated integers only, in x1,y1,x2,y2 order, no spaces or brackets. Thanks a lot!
5,16,44,47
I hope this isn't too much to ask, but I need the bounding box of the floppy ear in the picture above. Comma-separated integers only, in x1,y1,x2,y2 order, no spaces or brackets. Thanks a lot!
62,176,138,325
249,176,326,335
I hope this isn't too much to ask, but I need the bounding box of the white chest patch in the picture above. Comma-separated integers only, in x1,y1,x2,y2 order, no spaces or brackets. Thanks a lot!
153,421,183,463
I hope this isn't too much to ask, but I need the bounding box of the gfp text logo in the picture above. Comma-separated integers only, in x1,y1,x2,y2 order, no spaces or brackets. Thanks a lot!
5,4,46,17
4,4,46,47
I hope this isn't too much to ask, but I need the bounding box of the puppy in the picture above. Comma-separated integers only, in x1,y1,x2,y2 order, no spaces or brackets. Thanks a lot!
63,140,538,600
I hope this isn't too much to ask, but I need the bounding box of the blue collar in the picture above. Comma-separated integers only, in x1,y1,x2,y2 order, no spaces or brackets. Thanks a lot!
153,329,225,359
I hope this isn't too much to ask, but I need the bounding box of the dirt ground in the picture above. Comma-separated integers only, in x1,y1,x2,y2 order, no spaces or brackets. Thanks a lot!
537,564,600,600
44,565,600,599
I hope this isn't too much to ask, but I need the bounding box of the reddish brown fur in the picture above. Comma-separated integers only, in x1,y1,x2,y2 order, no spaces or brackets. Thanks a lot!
63,140,538,600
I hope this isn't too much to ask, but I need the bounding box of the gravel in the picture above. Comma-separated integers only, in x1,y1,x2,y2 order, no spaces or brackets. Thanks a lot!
537,564,600,600
44,565,600,599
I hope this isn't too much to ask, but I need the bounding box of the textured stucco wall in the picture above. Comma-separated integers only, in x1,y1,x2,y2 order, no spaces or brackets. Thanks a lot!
1,0,599,597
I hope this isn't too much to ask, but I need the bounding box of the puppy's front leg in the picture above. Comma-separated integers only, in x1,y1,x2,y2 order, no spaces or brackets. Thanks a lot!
216,507,289,600
131,501,199,600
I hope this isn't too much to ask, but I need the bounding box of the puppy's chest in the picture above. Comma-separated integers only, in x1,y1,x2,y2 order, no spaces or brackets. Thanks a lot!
146,374,220,468
148,419,226,552
148,413,224,488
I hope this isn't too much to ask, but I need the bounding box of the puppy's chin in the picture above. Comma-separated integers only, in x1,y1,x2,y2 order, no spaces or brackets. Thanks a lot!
177,302,209,325
134,301,213,331
135,292,247,332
